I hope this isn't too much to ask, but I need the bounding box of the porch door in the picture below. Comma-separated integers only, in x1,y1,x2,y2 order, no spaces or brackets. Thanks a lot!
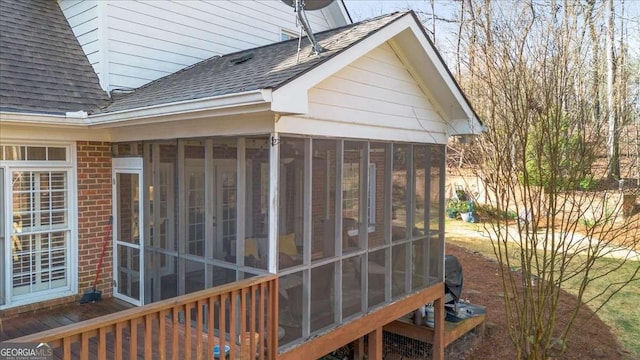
181,160,236,293
112,158,144,305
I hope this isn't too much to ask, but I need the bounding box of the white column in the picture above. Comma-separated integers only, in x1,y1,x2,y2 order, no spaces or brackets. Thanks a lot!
268,133,280,274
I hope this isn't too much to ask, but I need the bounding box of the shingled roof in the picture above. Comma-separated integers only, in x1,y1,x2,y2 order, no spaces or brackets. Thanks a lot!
0,0,108,115
100,12,406,114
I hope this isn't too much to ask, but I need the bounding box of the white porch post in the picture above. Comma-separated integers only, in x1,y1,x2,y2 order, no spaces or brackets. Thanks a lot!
268,133,280,274
237,137,246,269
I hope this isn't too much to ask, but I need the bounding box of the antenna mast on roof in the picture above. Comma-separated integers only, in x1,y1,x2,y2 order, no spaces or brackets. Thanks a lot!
282,0,334,55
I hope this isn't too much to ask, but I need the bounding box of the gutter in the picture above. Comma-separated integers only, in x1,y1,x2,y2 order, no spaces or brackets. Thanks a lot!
0,111,87,126
88,89,272,126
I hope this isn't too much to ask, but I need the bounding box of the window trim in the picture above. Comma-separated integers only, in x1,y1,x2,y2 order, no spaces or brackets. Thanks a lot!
281,29,299,41
0,141,77,309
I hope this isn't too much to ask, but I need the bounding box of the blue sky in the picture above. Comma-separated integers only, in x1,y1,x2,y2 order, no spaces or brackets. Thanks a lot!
344,0,454,21
343,1,461,62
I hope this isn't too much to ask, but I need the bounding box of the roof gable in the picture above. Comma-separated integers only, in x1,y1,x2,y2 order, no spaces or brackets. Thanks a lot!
0,0,109,115
272,12,482,134
302,41,448,142
98,12,404,114
93,11,480,135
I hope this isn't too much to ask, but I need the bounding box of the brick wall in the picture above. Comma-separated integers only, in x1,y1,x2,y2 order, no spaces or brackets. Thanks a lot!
76,141,113,298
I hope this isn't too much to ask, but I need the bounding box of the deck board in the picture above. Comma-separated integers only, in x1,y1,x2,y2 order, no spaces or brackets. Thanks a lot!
1,297,133,342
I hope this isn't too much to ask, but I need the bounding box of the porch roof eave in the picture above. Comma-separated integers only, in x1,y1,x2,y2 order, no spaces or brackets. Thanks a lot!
0,110,87,126
86,89,273,128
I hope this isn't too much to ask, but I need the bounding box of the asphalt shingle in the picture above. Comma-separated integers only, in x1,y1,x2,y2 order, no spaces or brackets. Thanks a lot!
0,0,109,115
100,12,406,113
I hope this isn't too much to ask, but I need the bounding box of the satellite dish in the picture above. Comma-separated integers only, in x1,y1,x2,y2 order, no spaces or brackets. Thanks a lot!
281,0,331,54
281,0,334,11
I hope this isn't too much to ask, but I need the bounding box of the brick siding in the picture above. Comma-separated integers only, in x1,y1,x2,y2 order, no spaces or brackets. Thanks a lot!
76,142,113,299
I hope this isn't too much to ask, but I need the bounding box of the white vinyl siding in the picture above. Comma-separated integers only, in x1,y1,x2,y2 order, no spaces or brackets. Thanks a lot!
302,42,448,143
105,0,332,90
58,0,101,74
60,0,344,91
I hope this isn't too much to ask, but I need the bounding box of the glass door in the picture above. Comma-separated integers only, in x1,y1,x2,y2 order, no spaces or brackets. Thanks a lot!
112,158,144,305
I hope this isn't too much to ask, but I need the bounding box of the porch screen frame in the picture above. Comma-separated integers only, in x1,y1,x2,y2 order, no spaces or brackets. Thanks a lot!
276,138,446,349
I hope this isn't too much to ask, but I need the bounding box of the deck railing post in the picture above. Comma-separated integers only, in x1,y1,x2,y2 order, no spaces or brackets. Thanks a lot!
367,327,383,360
433,296,445,360
271,277,279,359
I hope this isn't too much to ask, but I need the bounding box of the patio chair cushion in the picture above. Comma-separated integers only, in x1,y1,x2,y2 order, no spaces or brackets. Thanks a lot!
279,233,297,256
245,238,259,258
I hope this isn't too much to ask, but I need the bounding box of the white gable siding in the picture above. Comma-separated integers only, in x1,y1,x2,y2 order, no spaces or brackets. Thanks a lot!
60,0,346,92
278,42,448,144
58,0,101,74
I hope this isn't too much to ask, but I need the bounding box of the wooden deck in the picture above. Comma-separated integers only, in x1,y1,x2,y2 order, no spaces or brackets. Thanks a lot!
1,275,279,360
1,280,451,360
0,297,133,342
383,312,486,348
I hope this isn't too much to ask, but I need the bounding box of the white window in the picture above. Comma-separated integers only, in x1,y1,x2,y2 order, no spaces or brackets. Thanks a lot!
1,143,75,307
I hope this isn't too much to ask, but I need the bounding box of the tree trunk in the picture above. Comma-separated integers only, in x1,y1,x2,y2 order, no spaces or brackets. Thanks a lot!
607,0,620,179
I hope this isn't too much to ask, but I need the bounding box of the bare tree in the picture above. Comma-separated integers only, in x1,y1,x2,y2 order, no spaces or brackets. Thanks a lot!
452,1,640,358
607,0,621,179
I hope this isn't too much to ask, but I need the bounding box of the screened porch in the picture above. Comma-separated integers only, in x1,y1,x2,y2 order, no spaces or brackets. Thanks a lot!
112,134,446,349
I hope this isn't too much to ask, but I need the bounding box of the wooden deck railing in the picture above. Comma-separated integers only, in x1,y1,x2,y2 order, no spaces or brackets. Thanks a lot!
7,275,279,360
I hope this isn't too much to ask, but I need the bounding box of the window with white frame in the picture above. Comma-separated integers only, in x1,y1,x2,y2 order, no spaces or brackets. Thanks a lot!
1,144,74,306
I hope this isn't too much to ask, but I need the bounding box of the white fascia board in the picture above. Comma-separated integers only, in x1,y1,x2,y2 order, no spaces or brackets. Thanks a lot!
447,117,485,136
0,117,110,141
87,89,272,126
0,111,86,126
387,37,483,136
398,21,480,129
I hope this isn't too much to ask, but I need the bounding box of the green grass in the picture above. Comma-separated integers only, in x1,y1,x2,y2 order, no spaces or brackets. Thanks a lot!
446,225,640,359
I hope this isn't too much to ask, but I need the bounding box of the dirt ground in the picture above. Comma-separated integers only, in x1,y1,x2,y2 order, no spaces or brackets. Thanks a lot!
443,243,630,360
